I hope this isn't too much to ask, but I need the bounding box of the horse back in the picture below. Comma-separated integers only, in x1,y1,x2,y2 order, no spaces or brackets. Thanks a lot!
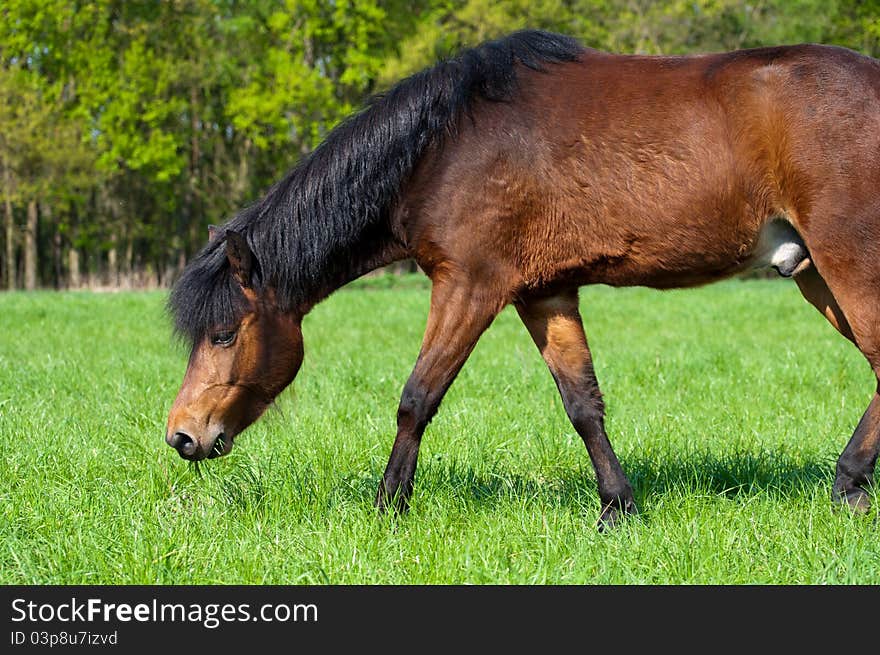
397,44,880,291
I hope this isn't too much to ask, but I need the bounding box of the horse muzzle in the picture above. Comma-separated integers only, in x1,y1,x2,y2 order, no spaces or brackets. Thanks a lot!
165,428,234,460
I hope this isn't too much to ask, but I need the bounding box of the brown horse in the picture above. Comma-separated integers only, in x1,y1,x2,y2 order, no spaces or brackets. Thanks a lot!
167,30,880,528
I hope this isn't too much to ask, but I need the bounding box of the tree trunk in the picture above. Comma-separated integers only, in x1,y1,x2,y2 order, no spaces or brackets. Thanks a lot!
42,203,62,289
176,248,186,281
3,163,15,290
124,236,133,289
53,230,62,289
107,240,118,287
233,137,251,201
24,199,38,290
68,246,80,288
181,85,202,260
4,195,13,291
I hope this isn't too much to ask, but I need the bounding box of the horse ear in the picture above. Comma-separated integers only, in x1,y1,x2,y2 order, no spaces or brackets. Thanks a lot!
208,224,218,241
225,230,253,289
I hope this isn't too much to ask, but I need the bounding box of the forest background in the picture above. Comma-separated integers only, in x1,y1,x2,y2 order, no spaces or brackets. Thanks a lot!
2,0,878,290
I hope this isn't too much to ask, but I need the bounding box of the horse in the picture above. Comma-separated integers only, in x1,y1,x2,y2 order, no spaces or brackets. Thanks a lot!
166,30,880,528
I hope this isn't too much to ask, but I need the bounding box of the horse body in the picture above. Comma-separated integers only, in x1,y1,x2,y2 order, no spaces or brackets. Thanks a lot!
400,45,880,293
167,31,880,527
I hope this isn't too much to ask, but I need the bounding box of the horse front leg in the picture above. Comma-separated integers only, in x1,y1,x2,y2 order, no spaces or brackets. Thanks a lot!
515,288,636,530
376,276,505,513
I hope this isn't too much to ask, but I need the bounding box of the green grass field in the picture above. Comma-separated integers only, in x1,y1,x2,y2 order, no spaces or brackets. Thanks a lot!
1,277,878,584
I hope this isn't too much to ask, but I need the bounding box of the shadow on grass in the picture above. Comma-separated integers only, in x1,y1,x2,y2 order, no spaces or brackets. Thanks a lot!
203,447,844,526
336,449,837,518
622,449,834,504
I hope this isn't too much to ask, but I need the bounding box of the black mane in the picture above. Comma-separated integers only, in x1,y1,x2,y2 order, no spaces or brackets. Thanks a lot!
169,30,583,344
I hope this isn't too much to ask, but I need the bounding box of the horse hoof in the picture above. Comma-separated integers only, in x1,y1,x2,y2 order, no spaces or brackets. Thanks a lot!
375,485,410,516
375,495,401,515
597,499,638,532
833,488,871,515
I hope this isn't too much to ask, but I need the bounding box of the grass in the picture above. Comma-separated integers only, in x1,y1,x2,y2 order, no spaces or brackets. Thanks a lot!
1,276,878,584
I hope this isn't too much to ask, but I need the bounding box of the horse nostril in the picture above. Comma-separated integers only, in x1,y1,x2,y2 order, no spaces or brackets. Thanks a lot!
167,431,198,457
166,431,181,449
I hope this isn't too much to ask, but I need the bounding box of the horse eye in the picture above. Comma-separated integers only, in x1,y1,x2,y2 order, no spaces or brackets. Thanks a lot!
210,330,237,346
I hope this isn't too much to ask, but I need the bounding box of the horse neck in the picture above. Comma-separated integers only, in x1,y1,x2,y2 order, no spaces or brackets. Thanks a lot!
296,229,407,315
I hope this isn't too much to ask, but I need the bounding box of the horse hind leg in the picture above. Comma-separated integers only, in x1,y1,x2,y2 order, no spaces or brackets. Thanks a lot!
794,249,878,513
793,265,855,345
834,393,880,513
515,289,636,530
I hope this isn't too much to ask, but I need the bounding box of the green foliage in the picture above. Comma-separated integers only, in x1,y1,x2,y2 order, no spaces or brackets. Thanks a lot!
0,1,878,287
381,0,852,84
379,0,594,85
0,1,96,200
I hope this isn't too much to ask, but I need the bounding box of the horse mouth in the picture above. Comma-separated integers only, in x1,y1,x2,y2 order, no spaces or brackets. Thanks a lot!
207,432,233,459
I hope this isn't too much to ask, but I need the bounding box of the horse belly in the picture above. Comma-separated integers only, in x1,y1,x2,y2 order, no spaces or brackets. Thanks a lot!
573,216,808,289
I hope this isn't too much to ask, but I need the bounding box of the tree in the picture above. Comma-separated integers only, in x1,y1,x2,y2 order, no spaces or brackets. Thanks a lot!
1,0,877,289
